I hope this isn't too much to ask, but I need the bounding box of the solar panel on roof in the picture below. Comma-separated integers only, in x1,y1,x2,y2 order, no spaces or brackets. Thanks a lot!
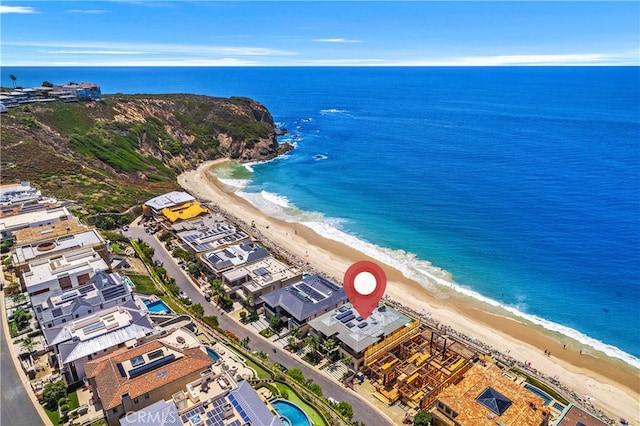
336,310,352,320
298,283,325,301
357,322,368,328
356,316,363,321
147,349,164,360
340,314,355,323
116,362,126,377
346,322,355,328
51,307,63,317
102,284,128,301
78,285,94,295
128,354,176,378
339,306,349,312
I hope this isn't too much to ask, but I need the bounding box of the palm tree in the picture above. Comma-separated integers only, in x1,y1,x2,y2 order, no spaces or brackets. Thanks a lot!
21,336,36,365
290,325,301,339
322,338,337,355
304,335,319,354
9,74,17,88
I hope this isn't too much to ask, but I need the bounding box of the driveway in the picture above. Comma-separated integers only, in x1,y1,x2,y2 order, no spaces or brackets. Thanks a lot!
123,223,392,426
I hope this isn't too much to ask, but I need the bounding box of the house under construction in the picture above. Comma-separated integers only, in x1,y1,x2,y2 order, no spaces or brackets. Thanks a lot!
364,325,476,411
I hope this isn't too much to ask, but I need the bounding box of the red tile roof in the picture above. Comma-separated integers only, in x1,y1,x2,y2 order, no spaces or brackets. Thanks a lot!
85,340,212,410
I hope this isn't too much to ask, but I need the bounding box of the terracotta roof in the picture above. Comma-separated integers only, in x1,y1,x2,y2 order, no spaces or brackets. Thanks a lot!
86,340,212,410
434,363,549,426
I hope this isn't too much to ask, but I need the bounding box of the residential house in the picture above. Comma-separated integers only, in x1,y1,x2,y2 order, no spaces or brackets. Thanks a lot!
308,302,415,370
0,206,73,241
200,242,269,277
259,274,346,333
120,381,284,426
429,362,550,426
43,300,157,383
0,181,41,206
12,229,109,277
223,255,302,302
32,271,134,329
85,340,214,426
21,247,110,296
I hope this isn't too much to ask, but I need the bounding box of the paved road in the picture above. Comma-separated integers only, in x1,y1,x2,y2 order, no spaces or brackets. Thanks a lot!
124,225,392,426
0,314,46,426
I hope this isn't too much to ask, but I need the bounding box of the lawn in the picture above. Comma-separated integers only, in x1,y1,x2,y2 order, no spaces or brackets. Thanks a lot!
127,274,163,296
44,391,80,425
274,382,327,426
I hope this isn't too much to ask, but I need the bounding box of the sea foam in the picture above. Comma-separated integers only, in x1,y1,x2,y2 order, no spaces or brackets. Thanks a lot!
232,185,640,369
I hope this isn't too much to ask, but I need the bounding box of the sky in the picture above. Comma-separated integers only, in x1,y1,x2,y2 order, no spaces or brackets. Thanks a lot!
1,1,638,66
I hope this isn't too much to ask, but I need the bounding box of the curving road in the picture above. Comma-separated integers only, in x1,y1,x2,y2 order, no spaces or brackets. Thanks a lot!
0,307,46,426
124,224,393,426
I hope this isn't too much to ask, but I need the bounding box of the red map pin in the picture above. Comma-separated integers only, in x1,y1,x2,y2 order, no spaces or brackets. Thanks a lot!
343,260,387,320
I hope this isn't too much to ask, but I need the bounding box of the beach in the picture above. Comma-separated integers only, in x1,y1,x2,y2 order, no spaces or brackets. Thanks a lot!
178,159,639,424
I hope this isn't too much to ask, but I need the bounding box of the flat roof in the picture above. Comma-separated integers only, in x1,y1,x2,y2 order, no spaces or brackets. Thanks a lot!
145,192,194,211
225,256,299,288
12,217,86,245
23,248,109,289
308,302,413,353
13,229,104,264
0,206,71,231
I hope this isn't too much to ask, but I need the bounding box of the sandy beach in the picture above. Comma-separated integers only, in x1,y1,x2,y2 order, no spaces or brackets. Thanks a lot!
178,159,639,424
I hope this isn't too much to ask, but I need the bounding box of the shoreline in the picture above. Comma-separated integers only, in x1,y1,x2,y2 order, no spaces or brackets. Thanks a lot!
178,159,639,424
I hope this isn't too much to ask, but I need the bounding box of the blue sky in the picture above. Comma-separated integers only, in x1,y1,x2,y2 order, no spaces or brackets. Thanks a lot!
1,1,638,66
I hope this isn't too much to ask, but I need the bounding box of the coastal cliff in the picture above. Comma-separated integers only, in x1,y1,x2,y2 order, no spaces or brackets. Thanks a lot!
0,94,292,216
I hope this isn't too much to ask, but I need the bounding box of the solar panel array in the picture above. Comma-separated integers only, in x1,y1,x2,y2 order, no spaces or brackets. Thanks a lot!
78,284,95,295
204,398,234,426
335,309,353,320
51,307,63,318
128,354,176,379
181,406,205,423
298,282,325,301
227,394,251,424
102,284,128,301
340,314,355,323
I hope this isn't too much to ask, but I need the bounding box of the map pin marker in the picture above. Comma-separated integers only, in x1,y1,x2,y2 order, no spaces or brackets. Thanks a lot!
343,260,387,320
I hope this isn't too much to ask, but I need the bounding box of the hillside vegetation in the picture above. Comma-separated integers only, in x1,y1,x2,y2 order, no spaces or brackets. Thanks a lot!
1,94,290,219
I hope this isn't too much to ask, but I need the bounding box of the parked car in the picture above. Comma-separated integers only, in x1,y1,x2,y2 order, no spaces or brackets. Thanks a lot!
122,225,129,231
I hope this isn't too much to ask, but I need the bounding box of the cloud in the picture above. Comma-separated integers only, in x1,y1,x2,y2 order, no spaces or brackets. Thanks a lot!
0,6,37,14
45,50,145,55
314,38,361,43
67,9,108,14
5,41,295,57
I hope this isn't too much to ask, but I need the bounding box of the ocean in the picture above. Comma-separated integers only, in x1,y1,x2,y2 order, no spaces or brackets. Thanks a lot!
4,66,639,366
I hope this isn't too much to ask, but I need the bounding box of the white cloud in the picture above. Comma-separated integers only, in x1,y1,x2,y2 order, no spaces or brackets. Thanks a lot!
0,6,37,14
67,9,108,14
314,38,361,43
45,50,146,55
5,41,296,57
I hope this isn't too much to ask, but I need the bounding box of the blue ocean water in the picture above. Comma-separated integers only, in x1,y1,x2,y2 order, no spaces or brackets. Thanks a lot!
4,67,639,365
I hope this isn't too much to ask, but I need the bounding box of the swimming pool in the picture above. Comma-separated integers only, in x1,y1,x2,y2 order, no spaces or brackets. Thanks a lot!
524,383,552,406
272,399,311,426
205,346,221,362
144,299,172,314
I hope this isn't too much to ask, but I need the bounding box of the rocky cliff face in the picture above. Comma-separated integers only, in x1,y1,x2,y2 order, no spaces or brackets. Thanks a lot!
0,94,292,215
